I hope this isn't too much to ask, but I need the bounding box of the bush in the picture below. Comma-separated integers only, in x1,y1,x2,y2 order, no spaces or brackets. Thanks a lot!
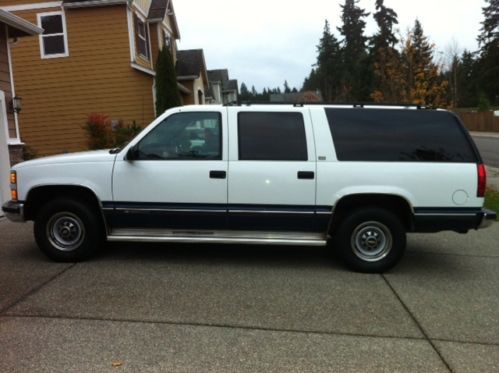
84,114,142,150
84,114,111,150
113,120,143,148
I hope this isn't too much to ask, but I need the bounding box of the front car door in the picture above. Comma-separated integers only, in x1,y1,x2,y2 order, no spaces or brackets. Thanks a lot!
110,107,228,232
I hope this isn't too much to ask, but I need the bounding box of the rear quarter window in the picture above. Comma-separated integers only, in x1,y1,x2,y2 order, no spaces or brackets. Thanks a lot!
325,109,477,162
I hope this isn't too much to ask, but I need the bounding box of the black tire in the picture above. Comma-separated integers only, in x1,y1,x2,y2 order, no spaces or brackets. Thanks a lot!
332,207,406,273
34,198,103,262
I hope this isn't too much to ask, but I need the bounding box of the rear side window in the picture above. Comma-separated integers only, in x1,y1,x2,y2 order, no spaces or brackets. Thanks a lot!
326,109,477,162
238,112,307,161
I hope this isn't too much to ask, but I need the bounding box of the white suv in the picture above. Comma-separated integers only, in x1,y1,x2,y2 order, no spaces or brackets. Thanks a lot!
3,104,496,272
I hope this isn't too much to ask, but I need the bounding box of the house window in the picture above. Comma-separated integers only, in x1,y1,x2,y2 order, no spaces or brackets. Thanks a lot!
136,18,149,59
37,12,68,58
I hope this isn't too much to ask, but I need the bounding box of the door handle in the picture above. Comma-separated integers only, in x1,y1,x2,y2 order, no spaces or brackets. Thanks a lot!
210,170,226,179
297,171,314,179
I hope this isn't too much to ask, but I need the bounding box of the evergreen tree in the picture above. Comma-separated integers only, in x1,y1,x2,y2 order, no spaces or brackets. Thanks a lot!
155,46,181,116
370,0,401,102
315,20,342,101
337,0,370,100
284,80,291,93
477,0,498,104
240,82,250,101
457,51,479,107
399,20,448,106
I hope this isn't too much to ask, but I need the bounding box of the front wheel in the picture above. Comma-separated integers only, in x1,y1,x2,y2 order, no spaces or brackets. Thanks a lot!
34,198,102,262
332,207,406,273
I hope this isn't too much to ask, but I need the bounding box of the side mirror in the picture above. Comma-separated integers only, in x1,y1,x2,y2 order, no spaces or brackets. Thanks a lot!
126,145,138,161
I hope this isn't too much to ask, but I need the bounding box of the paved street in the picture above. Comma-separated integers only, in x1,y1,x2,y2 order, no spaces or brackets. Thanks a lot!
472,134,499,169
0,219,498,372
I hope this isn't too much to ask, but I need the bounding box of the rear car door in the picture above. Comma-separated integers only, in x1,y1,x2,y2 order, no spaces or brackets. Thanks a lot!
227,107,323,232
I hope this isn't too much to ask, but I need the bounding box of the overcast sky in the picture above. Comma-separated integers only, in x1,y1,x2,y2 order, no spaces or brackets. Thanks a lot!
174,0,486,91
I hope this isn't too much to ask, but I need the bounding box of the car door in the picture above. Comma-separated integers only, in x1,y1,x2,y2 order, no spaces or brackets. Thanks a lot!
227,107,322,232
110,108,228,231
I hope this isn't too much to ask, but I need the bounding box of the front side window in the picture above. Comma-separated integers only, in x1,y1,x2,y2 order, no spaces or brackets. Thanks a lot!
136,112,222,160
238,112,308,161
38,12,68,58
136,18,149,58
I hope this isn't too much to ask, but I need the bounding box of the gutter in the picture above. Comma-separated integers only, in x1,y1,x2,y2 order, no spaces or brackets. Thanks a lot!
63,0,128,9
177,75,199,81
0,10,43,35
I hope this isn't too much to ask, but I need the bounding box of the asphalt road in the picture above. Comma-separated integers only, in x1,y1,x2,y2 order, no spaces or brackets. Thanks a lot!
472,136,499,168
0,219,498,372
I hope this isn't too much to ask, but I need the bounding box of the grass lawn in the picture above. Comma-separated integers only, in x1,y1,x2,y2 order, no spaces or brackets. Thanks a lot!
485,187,499,221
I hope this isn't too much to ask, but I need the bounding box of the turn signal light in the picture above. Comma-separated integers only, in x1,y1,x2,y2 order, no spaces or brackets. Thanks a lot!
11,189,18,202
10,171,16,185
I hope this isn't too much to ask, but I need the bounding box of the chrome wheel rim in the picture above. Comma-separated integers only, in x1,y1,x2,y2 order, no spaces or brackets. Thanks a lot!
47,212,85,252
351,221,392,262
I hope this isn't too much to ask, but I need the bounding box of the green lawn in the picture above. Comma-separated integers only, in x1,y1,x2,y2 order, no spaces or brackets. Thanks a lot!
485,188,499,221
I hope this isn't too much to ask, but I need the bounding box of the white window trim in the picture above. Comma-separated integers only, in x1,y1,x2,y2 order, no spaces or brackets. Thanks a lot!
136,17,149,60
126,7,136,62
37,11,69,59
5,25,21,143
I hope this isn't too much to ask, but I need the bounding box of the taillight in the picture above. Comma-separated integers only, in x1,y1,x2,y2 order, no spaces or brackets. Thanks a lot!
477,163,486,197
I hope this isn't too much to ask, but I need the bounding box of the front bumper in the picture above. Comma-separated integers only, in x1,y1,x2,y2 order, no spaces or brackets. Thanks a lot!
478,208,497,229
1,200,25,222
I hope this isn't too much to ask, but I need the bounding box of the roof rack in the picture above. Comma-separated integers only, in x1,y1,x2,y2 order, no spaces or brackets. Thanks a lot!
229,101,435,110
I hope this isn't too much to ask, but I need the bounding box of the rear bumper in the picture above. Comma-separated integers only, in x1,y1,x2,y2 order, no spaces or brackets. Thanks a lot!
478,208,497,229
1,200,25,222
413,208,496,233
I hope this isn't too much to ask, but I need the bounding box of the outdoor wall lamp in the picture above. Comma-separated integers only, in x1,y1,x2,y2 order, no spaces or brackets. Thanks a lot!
11,96,22,114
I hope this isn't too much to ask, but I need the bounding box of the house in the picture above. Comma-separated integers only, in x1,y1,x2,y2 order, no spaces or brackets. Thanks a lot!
207,69,238,104
1,0,182,156
0,10,42,214
175,49,208,105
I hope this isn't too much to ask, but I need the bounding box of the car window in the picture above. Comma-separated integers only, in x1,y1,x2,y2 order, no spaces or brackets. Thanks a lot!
136,112,222,160
325,108,477,162
237,112,308,161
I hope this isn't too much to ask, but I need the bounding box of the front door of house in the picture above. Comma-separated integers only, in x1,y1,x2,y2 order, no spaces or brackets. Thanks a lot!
0,91,11,215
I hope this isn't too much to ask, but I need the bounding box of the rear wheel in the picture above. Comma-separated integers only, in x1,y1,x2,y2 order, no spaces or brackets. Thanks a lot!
34,198,102,262
332,207,406,273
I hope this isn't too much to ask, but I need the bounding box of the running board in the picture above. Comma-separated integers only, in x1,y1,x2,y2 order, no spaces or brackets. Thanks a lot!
107,229,327,246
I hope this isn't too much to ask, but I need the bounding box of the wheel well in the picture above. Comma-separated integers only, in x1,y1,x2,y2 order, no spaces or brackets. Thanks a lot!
329,194,413,232
24,185,103,221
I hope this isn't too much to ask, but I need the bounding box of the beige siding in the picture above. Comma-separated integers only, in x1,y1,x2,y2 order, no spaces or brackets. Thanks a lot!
10,6,155,155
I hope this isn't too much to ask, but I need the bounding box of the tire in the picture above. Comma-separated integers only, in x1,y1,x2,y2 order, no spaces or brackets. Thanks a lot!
34,198,103,262
332,207,406,273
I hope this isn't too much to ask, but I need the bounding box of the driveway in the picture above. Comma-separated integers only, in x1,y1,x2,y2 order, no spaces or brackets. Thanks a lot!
0,219,498,372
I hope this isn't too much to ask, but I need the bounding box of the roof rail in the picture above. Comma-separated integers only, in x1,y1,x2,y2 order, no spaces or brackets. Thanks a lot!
229,101,436,109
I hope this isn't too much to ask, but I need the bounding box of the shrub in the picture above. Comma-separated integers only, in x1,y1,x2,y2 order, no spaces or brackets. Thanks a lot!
84,113,111,149
84,114,143,150
113,120,143,148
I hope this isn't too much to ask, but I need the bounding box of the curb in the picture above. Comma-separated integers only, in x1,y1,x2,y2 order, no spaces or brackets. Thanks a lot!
470,131,499,139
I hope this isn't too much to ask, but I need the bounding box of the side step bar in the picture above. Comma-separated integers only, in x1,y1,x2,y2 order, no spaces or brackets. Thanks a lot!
107,229,327,246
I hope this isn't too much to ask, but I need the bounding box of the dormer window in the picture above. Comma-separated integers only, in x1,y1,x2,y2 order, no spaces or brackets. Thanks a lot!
37,12,68,59
136,18,149,59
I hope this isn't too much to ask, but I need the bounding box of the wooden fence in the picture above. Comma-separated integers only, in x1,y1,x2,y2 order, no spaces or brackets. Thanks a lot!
456,111,499,132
